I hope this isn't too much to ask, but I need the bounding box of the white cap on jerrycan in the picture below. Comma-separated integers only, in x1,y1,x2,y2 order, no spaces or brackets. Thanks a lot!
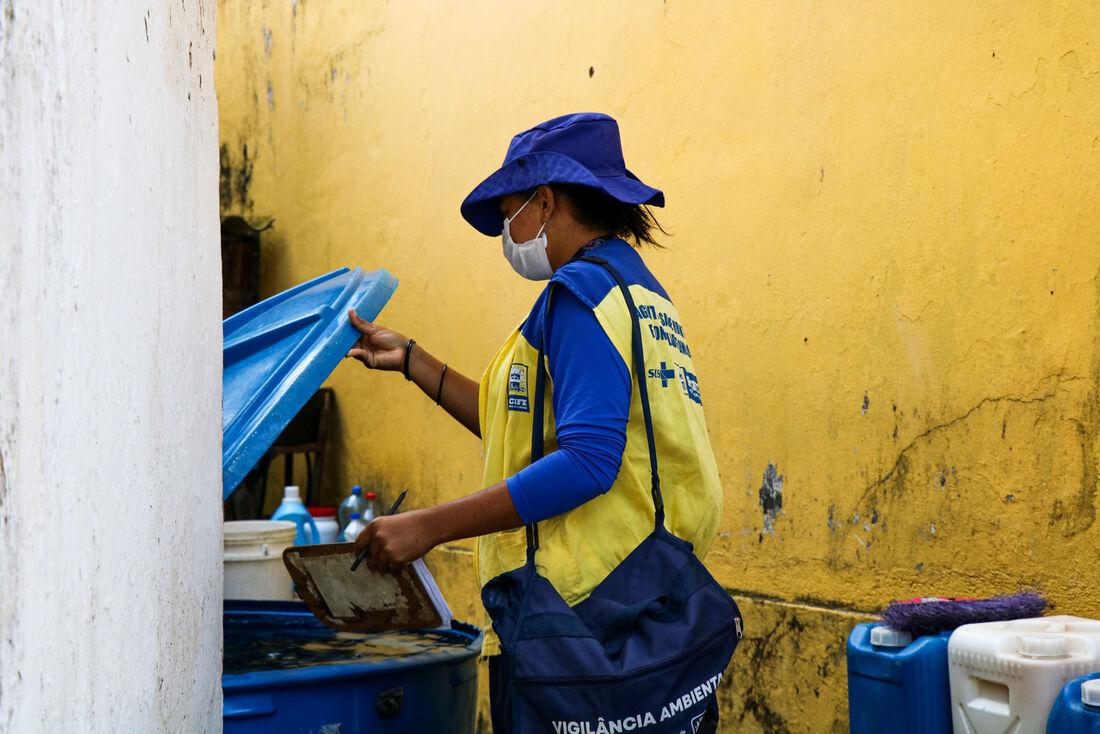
1017,635,1068,659
1082,679,1100,708
869,625,913,648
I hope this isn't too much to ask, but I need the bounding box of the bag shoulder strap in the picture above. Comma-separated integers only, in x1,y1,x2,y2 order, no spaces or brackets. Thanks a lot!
527,256,665,560
581,256,664,522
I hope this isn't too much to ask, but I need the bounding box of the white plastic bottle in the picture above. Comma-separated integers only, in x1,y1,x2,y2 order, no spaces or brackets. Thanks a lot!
342,512,367,543
362,492,378,523
338,485,368,533
307,507,340,544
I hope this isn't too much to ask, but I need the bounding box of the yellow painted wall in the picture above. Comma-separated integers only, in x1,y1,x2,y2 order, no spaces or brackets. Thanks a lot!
217,2,1100,730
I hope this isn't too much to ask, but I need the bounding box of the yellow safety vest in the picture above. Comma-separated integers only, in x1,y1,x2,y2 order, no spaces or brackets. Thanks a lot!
475,246,723,656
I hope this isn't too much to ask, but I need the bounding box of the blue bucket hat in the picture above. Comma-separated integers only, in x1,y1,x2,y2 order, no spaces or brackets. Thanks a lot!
460,112,665,237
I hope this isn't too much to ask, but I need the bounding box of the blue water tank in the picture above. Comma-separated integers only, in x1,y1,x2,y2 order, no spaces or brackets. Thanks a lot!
1048,673,1100,733
224,601,482,734
847,622,952,734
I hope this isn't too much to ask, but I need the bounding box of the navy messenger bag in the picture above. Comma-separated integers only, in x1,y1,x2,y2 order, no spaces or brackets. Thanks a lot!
482,256,743,734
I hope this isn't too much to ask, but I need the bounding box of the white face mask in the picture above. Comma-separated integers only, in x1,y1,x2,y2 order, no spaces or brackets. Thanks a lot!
501,190,553,281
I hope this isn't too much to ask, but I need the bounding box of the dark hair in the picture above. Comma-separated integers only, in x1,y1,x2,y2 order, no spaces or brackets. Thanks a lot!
553,183,667,248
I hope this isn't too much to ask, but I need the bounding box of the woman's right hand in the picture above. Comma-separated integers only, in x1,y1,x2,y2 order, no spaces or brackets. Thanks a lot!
346,309,408,371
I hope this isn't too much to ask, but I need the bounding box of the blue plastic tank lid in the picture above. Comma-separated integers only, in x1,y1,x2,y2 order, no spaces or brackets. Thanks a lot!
222,267,398,499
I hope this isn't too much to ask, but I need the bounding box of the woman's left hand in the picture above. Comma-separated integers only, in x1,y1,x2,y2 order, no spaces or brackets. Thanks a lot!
346,310,409,372
352,510,438,574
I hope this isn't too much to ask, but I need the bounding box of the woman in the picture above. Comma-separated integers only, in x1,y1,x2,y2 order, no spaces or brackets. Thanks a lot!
347,112,725,729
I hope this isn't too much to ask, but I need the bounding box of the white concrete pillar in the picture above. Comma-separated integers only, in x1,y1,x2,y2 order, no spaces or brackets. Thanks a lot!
0,1,221,731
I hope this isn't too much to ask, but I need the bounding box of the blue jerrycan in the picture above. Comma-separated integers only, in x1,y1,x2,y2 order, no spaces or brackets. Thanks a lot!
270,485,320,545
847,622,952,734
1048,674,1100,733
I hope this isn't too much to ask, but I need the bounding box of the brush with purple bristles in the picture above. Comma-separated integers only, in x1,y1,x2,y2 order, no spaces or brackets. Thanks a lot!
880,591,1049,637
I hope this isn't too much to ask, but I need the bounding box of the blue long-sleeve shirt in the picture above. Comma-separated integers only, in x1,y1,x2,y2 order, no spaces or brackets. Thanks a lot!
506,286,631,524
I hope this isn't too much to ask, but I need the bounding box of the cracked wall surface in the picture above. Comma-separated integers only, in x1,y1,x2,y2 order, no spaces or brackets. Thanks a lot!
217,1,1100,730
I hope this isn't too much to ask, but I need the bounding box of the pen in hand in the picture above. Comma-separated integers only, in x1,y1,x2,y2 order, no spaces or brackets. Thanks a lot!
350,489,408,572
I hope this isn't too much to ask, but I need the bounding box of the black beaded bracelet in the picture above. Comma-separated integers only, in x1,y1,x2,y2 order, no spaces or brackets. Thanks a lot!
435,364,448,405
402,339,416,381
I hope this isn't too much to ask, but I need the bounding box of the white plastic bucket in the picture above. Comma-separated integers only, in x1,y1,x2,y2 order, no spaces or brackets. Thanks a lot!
224,520,297,600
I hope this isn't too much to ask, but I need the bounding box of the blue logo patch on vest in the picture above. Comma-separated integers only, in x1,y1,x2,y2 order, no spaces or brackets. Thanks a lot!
508,363,530,412
678,364,702,405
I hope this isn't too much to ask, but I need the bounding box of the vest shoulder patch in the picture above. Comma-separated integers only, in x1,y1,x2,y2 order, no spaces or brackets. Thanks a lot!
507,362,530,412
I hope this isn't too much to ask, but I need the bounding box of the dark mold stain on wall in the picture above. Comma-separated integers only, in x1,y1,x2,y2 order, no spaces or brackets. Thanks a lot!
1058,292,1100,537
1053,365,1100,537
219,140,254,214
723,603,850,734
759,462,783,540
730,613,800,733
